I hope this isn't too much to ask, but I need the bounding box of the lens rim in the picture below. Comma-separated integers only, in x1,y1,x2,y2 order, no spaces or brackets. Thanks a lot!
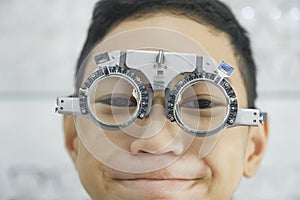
167,71,238,137
78,66,149,130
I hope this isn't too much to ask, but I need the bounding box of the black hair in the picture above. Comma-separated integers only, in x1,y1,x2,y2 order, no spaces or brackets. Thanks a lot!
76,0,257,108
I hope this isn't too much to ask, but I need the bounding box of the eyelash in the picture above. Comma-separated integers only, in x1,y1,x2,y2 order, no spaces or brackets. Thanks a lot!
181,99,213,109
97,95,222,109
97,95,137,107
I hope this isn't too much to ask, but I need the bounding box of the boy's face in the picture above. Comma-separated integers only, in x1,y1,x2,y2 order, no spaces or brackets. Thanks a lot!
64,13,268,200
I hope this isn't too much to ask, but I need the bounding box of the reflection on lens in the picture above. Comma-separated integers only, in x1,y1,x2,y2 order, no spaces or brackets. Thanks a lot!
176,81,227,132
89,76,140,126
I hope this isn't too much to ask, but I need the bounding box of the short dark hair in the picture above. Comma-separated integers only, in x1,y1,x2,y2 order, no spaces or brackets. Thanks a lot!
76,0,257,108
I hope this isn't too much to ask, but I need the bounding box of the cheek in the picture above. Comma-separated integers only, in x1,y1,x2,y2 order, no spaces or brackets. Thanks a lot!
204,127,248,196
76,140,108,199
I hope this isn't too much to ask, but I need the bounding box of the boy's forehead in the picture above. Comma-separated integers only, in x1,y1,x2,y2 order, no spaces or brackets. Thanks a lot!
102,12,234,62
80,12,247,107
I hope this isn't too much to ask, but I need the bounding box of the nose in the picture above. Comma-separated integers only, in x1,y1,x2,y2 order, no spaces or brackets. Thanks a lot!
129,92,187,155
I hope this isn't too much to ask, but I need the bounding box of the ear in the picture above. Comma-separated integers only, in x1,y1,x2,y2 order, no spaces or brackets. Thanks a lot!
243,121,269,177
63,115,78,165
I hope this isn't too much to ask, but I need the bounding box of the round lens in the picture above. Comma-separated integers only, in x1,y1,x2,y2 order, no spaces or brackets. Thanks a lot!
89,76,140,127
175,81,228,133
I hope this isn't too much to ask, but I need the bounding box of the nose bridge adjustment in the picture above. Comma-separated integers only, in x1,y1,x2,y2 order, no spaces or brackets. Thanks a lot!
153,49,166,91
156,49,165,65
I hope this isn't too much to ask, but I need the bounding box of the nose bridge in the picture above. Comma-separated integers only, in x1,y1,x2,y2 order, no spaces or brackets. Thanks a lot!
146,91,168,135
139,102,171,139
151,91,166,106
129,92,187,155
145,90,167,123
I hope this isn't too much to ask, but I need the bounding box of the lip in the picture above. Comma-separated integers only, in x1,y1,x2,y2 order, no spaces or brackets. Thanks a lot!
105,169,206,181
102,159,210,198
107,176,207,198
113,178,202,181
104,159,209,181
110,178,203,194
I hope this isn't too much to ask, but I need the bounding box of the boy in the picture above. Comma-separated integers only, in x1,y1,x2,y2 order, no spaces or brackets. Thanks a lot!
58,1,268,199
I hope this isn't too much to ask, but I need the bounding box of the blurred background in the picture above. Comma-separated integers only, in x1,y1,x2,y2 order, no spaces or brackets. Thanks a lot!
0,0,299,199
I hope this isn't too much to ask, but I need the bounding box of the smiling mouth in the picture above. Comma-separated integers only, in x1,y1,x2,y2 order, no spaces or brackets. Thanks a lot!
110,177,206,192
105,168,209,183
104,158,210,185
113,178,203,181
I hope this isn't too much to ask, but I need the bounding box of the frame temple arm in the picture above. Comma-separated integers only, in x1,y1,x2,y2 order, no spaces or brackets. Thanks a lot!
232,109,267,127
55,97,81,115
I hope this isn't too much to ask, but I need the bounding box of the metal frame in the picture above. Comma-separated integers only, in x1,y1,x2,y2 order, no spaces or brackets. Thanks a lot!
56,50,267,137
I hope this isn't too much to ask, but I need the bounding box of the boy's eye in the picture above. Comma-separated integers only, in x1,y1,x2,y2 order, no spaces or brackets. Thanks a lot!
97,95,137,107
181,98,219,109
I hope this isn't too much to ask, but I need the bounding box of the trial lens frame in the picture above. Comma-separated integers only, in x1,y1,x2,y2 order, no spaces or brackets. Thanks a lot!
56,50,267,137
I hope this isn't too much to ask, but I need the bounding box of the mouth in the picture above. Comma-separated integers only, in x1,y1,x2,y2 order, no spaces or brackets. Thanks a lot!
102,159,210,198
105,170,206,181
112,177,204,181
104,158,209,182
105,168,208,189
108,176,206,195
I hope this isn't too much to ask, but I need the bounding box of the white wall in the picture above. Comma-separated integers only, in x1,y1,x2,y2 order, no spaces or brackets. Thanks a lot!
0,0,299,199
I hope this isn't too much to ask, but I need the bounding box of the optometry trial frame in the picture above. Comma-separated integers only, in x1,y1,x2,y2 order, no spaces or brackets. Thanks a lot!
56,49,267,137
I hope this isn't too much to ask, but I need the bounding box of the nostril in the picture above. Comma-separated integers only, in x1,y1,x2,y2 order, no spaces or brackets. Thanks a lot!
155,142,185,156
130,140,150,154
129,135,185,156
131,149,149,155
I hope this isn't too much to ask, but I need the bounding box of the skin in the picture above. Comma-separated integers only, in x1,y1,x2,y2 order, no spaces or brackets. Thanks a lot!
63,13,268,200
